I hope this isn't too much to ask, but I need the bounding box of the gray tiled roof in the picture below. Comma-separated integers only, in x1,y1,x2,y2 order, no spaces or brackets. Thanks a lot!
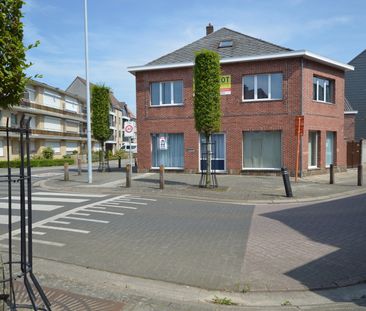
147,27,291,66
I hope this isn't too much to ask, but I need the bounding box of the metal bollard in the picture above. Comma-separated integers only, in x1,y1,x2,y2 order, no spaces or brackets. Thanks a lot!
64,162,69,181
77,158,82,175
118,158,121,169
159,165,165,189
358,164,363,186
330,164,334,184
281,167,293,197
126,164,131,188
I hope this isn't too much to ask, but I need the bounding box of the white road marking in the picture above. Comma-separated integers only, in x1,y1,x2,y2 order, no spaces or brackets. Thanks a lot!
32,231,46,236
84,209,125,216
91,206,106,209
111,200,147,205
0,202,63,211
4,196,88,203
38,225,89,234
0,195,129,242
63,216,109,224
102,205,137,210
0,215,20,224
13,237,64,247
32,192,107,198
49,220,70,225
124,196,157,201
73,212,90,216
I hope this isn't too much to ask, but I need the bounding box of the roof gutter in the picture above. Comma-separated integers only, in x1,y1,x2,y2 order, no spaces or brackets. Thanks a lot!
128,50,354,74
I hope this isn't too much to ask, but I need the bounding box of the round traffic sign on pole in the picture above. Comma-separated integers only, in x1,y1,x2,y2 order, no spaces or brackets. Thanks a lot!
124,122,135,137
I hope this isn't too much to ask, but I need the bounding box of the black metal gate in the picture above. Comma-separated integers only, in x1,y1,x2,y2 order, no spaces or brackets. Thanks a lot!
0,116,51,310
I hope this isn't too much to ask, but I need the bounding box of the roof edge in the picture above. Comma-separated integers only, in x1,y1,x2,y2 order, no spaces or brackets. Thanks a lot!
128,50,354,74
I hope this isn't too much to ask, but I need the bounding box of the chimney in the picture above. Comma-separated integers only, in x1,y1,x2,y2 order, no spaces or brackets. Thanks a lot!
206,23,214,35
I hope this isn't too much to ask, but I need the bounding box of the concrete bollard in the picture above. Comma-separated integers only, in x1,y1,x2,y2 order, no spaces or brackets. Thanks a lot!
77,158,82,175
159,165,165,190
281,167,293,197
330,164,335,184
64,162,69,181
126,164,131,188
358,164,363,186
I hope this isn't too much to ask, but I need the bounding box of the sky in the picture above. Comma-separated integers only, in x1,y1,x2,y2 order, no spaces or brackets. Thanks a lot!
23,0,366,114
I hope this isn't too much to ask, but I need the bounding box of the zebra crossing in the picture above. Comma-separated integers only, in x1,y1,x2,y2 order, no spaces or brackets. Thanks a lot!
0,192,156,248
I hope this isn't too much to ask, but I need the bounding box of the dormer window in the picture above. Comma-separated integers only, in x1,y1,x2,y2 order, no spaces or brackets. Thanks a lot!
218,40,233,48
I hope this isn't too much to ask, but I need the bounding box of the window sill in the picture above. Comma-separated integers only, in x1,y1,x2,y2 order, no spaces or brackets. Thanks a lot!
242,99,282,103
312,100,335,105
151,167,184,170
308,166,320,170
150,104,184,108
242,168,281,171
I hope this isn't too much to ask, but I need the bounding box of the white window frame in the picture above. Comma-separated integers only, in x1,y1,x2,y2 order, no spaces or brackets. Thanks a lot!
44,116,62,132
43,90,62,109
242,73,283,102
65,96,79,113
45,141,61,154
313,76,334,104
0,140,4,157
25,86,36,102
150,81,184,106
65,120,80,133
308,131,319,169
66,142,79,154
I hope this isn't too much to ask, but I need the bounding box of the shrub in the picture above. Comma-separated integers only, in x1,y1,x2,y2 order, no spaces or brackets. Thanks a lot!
63,154,72,159
0,158,74,168
42,147,54,159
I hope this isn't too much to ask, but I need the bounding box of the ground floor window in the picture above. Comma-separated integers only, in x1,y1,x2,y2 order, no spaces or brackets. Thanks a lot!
45,141,61,154
243,131,281,169
152,133,184,168
308,131,319,168
200,133,226,171
0,140,3,157
326,131,336,167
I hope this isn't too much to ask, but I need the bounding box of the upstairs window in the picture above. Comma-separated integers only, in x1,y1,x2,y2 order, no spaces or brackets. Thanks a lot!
65,96,79,113
151,81,183,106
313,76,334,103
218,40,233,48
25,86,36,102
243,73,283,101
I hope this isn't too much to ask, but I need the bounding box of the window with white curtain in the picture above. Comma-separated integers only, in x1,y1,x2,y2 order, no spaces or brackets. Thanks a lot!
200,133,226,171
243,131,281,169
43,90,61,109
65,96,79,113
326,132,335,167
0,141,4,157
45,141,61,154
308,131,319,168
66,142,78,154
151,133,184,168
44,116,62,132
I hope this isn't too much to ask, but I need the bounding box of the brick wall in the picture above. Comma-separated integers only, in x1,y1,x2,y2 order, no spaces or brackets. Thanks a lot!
344,114,356,142
135,57,346,175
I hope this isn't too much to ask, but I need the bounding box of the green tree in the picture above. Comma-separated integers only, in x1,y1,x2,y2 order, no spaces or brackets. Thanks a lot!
0,0,39,108
194,49,221,187
91,84,110,171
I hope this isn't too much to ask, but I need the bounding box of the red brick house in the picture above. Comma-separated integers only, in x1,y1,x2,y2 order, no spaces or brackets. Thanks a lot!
128,25,353,176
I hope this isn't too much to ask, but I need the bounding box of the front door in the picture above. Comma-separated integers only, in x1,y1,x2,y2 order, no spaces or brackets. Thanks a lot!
200,133,226,172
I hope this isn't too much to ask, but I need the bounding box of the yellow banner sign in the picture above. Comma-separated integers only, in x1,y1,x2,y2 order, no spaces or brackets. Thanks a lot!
220,75,231,95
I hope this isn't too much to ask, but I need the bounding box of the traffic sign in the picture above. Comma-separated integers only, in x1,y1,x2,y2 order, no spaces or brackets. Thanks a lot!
124,121,135,137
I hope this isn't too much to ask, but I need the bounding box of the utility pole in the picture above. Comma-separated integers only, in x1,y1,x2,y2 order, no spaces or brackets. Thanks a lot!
84,0,92,183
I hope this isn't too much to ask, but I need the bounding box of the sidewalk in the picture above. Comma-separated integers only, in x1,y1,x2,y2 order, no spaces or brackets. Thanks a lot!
37,166,366,203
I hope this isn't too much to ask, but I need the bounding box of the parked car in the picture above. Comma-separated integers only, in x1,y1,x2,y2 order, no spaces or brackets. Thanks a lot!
121,143,137,153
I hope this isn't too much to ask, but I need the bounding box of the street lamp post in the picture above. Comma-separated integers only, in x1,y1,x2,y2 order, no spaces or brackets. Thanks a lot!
84,0,92,183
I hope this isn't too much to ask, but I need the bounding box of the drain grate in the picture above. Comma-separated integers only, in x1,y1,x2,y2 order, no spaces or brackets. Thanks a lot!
13,282,124,311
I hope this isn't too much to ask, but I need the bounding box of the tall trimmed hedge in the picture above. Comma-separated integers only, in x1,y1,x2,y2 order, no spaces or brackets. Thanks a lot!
0,0,39,108
194,49,221,135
